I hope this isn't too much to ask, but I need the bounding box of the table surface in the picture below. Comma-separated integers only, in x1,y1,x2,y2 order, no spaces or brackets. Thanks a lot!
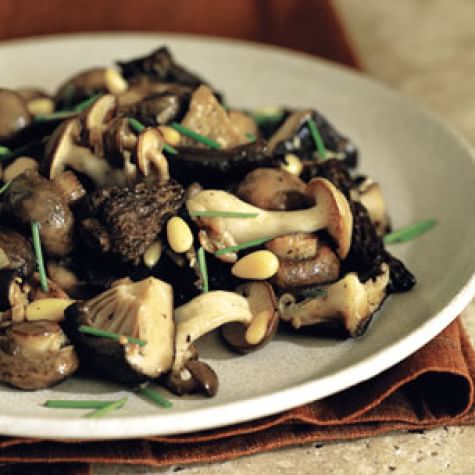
89,1,474,473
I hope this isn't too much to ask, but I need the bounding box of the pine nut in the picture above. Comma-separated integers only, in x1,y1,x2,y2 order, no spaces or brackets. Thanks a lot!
143,240,162,268
245,310,272,345
104,68,128,94
167,217,194,253
27,97,55,116
281,153,303,176
25,298,74,322
3,157,38,182
231,250,279,280
159,126,181,146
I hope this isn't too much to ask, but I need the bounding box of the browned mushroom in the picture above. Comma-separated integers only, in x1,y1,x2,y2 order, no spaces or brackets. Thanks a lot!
236,168,308,210
0,89,31,141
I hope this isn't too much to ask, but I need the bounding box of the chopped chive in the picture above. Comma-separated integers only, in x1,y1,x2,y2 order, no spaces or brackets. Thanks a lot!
137,384,173,408
128,117,145,133
44,400,117,409
215,236,274,256
128,118,178,155
190,210,258,219
33,110,77,122
0,146,11,156
78,325,147,347
245,132,257,141
307,119,327,160
383,219,437,244
171,122,221,150
31,221,48,293
73,93,103,112
197,247,209,293
84,396,128,418
0,181,11,194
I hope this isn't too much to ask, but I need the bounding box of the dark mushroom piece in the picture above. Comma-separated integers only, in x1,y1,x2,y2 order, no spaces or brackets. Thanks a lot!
63,277,174,385
0,321,78,389
79,179,184,264
3,170,74,257
0,89,31,142
221,281,279,353
0,227,35,277
236,168,308,210
265,233,340,288
279,264,390,337
0,270,29,321
268,109,358,169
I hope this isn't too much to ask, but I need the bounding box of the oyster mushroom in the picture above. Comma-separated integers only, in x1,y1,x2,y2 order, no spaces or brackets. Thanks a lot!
236,168,308,210
63,277,174,384
55,67,128,109
187,177,353,259
135,128,169,182
3,170,74,256
0,89,31,141
0,270,29,322
266,233,340,288
0,321,78,389
42,118,126,188
356,177,390,236
279,264,390,337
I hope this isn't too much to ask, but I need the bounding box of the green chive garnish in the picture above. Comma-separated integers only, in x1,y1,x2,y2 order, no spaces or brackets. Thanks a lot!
31,221,48,293
190,210,258,219
0,146,11,156
137,384,173,408
44,400,118,409
73,93,103,112
246,132,257,141
383,219,437,244
307,119,327,160
84,396,128,418
252,107,284,125
197,247,209,293
0,181,11,194
127,118,178,155
171,122,221,150
78,325,147,347
33,110,76,122
215,236,274,256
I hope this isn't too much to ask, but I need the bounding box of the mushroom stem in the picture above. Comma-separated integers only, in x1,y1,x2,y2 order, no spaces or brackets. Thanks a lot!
187,178,352,258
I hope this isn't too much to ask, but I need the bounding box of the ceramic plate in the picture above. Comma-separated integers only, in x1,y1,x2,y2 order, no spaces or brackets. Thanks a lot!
0,33,474,440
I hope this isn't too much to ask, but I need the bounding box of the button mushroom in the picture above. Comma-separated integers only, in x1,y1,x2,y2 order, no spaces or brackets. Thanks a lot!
16,88,55,116
3,170,74,256
0,89,31,141
63,277,174,384
0,227,35,276
0,321,78,389
236,168,308,210
187,177,353,260
266,233,340,288
279,264,390,337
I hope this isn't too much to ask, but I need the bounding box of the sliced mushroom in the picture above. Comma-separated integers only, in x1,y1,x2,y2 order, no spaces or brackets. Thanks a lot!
52,171,87,205
236,168,308,210
3,170,74,256
0,321,78,389
0,89,31,141
3,157,39,183
179,85,247,149
42,118,126,187
266,234,340,288
357,178,390,236
0,270,29,321
188,177,353,259
16,88,55,116
279,264,390,337
221,281,279,353
63,277,174,384
135,128,169,182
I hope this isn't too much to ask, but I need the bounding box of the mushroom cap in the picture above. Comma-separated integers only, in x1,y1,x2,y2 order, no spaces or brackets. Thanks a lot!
136,128,168,180
0,89,31,141
306,178,353,259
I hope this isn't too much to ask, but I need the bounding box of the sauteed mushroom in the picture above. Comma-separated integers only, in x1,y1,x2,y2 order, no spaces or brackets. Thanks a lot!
0,89,31,141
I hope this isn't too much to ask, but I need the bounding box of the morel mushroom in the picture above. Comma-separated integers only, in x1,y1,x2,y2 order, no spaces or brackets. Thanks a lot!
279,264,390,337
3,170,74,256
0,321,79,389
188,177,353,260
80,179,184,264
63,277,174,384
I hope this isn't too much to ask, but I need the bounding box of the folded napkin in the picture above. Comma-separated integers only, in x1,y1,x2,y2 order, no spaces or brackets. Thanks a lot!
1,318,474,474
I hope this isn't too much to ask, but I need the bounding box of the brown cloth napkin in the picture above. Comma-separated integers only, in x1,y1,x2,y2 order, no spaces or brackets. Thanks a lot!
0,318,474,475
